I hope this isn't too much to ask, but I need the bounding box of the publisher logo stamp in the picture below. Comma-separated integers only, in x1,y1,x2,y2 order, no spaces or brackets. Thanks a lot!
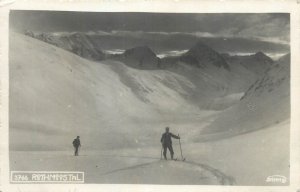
10,171,84,183
266,175,287,184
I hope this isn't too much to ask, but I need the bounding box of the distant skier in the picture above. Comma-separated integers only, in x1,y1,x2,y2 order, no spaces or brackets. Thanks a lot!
72,136,81,156
161,127,180,160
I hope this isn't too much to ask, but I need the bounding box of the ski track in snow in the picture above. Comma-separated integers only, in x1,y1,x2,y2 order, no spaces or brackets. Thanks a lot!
10,151,235,185
101,155,235,185
184,160,236,185
103,161,158,175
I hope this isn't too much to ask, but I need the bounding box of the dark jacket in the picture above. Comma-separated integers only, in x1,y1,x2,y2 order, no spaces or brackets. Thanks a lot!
161,132,179,146
73,138,81,148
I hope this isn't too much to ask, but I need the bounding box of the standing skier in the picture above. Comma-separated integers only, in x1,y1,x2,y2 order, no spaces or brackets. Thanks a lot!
72,136,81,156
160,127,180,160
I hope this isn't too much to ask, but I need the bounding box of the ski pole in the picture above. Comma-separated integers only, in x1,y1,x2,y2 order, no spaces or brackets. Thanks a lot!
178,134,185,161
160,147,163,160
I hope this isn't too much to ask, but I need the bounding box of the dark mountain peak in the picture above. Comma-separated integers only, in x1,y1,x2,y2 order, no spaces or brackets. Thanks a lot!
121,46,160,70
255,51,265,56
181,41,230,70
253,51,273,62
254,51,265,57
186,41,214,55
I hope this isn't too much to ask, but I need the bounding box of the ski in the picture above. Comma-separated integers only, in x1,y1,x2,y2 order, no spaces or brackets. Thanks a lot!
159,158,185,161
172,158,186,161
175,158,186,161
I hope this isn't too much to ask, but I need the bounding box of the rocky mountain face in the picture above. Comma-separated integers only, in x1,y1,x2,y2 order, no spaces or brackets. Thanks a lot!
25,31,105,61
224,52,274,76
241,53,290,100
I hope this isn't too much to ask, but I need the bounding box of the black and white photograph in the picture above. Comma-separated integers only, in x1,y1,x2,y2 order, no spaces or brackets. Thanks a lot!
8,10,291,186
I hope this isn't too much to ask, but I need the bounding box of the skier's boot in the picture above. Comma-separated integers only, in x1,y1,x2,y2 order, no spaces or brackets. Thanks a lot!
164,155,167,160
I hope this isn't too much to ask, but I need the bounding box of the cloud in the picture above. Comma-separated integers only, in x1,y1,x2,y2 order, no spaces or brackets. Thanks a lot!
61,30,287,45
194,13,289,44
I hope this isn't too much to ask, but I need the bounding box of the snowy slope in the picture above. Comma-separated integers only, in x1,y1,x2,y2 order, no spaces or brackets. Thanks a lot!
201,54,290,136
10,148,233,185
10,120,289,185
185,120,289,185
10,32,144,150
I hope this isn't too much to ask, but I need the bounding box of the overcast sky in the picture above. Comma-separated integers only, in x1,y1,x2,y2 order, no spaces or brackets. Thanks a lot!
10,11,290,44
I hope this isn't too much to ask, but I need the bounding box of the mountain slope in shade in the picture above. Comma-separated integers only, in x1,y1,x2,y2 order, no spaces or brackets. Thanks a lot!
201,54,290,137
224,52,274,76
241,53,289,100
180,42,230,70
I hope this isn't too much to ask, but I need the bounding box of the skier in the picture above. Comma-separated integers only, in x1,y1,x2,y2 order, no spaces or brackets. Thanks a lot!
160,127,180,160
72,136,81,156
